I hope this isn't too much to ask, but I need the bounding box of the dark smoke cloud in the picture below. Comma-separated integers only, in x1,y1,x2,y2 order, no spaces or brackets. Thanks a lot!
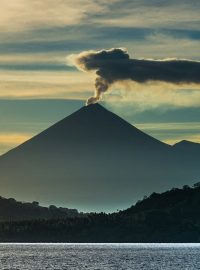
68,48,200,105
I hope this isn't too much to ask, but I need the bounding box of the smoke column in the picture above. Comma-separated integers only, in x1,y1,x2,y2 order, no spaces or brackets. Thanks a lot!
67,48,200,105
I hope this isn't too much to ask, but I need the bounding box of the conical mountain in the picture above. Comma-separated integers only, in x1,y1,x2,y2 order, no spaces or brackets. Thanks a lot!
4,103,169,155
0,103,199,212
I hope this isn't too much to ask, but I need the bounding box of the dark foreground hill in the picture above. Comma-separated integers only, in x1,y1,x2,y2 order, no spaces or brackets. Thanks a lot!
0,196,82,221
0,103,199,212
1,183,200,242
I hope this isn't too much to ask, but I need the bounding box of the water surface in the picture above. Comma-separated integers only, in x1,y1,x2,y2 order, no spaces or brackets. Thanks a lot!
0,243,200,269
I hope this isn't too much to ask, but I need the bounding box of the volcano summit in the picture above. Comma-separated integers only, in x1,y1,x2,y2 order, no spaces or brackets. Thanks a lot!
0,103,199,212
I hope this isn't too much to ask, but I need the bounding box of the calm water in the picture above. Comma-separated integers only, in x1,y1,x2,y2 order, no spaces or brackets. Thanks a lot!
0,243,200,269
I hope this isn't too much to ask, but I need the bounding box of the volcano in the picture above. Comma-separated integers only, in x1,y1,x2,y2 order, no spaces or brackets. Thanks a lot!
0,103,199,212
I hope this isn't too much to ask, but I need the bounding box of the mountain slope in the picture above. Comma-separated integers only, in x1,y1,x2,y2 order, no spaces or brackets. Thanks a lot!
0,103,199,212
173,140,200,157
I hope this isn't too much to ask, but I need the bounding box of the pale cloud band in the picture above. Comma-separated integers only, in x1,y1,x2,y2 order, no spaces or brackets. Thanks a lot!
0,132,31,155
0,0,107,32
1,69,200,109
0,0,199,33
135,122,200,145
0,70,94,99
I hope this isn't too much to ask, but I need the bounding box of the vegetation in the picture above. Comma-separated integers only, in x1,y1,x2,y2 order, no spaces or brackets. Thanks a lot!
0,183,200,242
0,196,83,221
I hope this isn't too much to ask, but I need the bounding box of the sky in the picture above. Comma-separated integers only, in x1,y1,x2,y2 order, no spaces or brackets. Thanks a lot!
0,0,200,154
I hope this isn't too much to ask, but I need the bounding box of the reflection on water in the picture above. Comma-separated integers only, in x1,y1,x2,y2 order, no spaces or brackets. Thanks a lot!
0,243,200,269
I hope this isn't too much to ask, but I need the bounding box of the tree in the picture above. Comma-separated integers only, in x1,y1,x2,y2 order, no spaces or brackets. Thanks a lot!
32,201,39,207
183,185,190,190
193,182,200,189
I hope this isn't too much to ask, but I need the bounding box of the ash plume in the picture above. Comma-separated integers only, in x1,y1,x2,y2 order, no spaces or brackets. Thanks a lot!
67,48,200,105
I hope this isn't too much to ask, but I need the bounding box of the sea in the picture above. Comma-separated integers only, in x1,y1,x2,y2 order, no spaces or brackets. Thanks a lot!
0,243,200,269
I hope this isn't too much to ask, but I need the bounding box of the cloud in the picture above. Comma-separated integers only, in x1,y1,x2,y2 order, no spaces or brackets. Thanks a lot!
1,0,199,36
68,48,200,104
0,132,30,145
0,132,31,155
106,83,200,109
0,70,94,99
0,0,107,33
96,0,200,30
126,32,200,60
134,122,200,145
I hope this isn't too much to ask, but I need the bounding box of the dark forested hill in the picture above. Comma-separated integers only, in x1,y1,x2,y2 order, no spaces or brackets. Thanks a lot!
1,183,200,242
0,196,82,221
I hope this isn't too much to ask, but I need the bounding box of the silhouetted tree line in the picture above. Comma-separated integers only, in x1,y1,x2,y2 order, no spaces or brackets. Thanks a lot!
0,196,83,222
0,182,200,242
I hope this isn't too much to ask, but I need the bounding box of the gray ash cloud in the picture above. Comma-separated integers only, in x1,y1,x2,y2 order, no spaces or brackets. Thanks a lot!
68,48,200,105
